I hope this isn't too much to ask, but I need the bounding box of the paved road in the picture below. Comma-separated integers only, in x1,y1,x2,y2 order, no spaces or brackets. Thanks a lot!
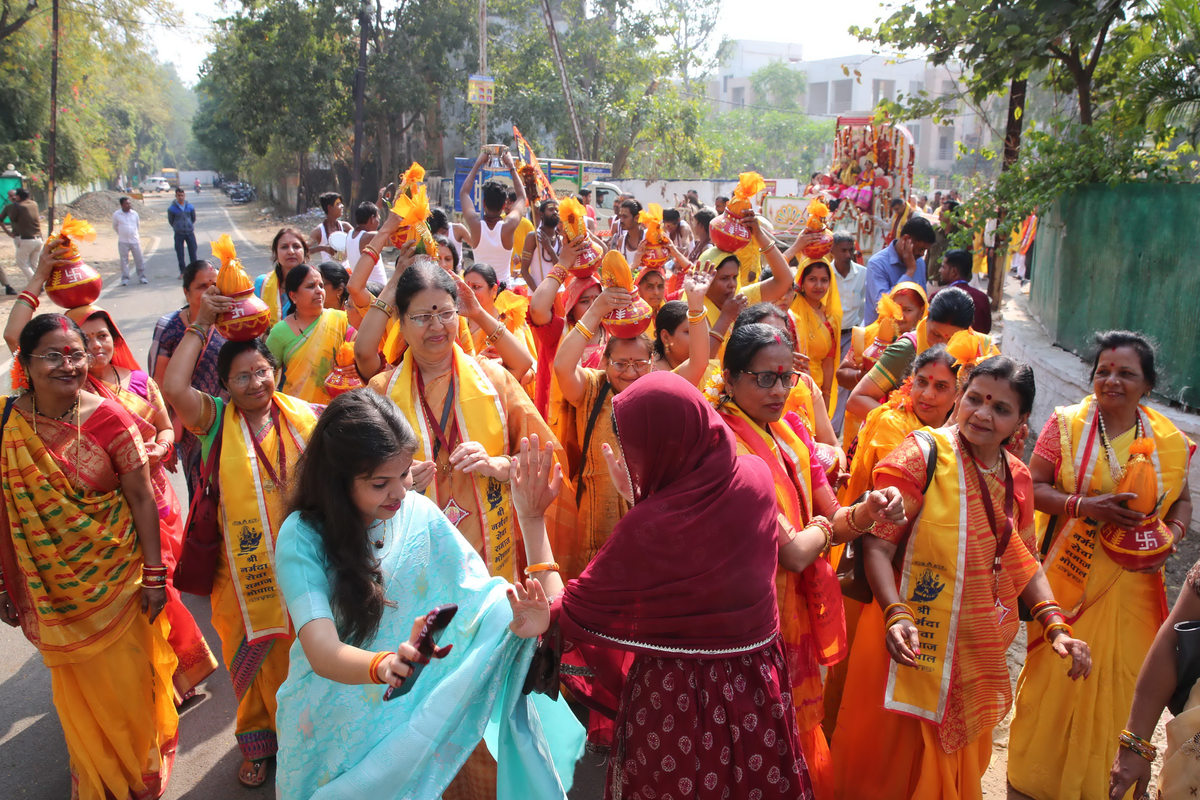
0,189,282,799
0,189,607,798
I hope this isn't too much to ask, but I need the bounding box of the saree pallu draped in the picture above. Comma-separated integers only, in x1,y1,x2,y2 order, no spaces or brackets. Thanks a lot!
1008,398,1194,800
782,370,820,436
274,498,584,799
267,309,349,405
209,393,316,759
88,373,218,698
833,429,1040,800
0,405,178,800
790,261,843,417
386,345,519,581
259,268,284,325
721,403,846,799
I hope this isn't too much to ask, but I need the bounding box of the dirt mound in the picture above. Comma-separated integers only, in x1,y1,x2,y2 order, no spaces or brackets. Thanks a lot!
64,190,142,226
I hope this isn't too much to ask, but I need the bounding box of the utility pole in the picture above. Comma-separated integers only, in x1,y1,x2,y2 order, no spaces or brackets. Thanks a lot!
46,0,59,235
540,0,585,159
350,0,370,203
478,0,487,146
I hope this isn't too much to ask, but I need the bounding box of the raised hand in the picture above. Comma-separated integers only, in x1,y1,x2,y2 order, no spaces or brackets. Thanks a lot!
601,442,633,504
507,578,550,639
682,260,715,306
510,435,563,519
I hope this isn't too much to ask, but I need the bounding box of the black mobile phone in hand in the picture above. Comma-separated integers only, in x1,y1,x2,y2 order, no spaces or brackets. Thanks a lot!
382,603,458,701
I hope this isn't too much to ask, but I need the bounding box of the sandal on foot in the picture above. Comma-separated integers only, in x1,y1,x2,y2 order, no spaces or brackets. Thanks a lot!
238,758,269,788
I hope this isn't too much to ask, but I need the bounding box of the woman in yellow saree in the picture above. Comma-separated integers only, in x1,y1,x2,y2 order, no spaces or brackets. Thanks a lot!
266,264,352,405
716,321,905,799
789,256,843,417
836,281,927,444
163,293,319,789
0,313,177,800
462,262,538,383
1008,331,1193,800
254,227,309,325
833,356,1091,800
365,262,558,583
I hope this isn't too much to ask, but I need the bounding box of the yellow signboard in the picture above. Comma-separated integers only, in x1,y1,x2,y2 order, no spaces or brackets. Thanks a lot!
468,74,495,105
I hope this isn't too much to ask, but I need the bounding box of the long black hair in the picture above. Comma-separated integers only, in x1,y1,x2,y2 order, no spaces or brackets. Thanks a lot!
290,390,418,646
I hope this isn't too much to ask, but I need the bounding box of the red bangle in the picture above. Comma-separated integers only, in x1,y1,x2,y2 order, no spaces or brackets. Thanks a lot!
368,651,390,684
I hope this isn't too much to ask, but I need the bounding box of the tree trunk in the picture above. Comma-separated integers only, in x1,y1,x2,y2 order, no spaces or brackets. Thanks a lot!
988,77,1027,311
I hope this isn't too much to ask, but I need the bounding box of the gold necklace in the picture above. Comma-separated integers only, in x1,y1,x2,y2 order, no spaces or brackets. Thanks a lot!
1097,410,1140,483
31,393,82,484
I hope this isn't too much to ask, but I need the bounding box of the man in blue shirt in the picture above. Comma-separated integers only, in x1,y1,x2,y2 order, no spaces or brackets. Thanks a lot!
167,187,197,274
862,215,936,324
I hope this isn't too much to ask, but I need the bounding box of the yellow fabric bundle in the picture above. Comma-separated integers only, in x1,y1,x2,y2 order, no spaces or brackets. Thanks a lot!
805,198,830,231
727,172,766,215
638,203,667,245
391,186,437,253
212,234,252,294
559,196,588,239
1117,438,1160,515
600,250,634,290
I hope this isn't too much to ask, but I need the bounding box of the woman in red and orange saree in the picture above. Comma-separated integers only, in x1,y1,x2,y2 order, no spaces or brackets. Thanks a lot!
0,314,178,800
557,370,814,800
715,322,904,798
832,357,1092,800
66,305,218,700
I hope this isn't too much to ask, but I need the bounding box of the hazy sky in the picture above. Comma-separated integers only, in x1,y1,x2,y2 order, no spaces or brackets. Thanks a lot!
155,0,893,87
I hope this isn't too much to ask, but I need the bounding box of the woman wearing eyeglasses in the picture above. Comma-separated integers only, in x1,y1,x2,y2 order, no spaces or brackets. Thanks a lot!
3,250,220,706
0,313,178,799
364,261,557,584
713,322,904,799
162,290,319,789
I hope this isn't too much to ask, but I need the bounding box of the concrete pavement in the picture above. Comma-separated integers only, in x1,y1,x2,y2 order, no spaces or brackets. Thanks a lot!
0,188,280,799
0,188,608,798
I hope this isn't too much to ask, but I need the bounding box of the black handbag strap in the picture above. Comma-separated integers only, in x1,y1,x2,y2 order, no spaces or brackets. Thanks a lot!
576,379,612,506
913,430,938,493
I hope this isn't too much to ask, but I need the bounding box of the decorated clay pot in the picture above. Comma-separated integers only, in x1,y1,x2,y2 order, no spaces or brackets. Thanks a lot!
324,362,363,398
572,238,604,277
389,223,413,250
803,229,835,259
46,260,102,309
709,213,752,253
216,289,272,342
602,295,654,338
1099,520,1173,571
642,242,671,270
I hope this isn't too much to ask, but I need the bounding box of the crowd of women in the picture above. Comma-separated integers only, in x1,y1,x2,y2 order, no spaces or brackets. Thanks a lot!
0,172,1195,800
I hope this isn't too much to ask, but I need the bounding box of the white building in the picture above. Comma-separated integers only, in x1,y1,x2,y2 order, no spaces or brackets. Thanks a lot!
710,42,989,178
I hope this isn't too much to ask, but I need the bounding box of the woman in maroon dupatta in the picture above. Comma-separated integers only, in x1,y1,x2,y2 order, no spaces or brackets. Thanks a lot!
64,304,219,700
556,371,816,800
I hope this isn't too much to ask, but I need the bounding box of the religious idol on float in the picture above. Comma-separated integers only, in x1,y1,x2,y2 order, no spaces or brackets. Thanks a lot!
45,214,103,309
212,234,271,341
558,196,603,276
598,250,652,338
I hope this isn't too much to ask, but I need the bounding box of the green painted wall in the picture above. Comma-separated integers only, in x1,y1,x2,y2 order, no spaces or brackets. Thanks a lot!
1029,184,1200,409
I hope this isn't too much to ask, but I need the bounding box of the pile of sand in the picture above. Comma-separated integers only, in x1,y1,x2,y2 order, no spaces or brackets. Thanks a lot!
64,190,142,226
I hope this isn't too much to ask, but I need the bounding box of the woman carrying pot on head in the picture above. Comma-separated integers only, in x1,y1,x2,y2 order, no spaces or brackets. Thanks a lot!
162,289,320,789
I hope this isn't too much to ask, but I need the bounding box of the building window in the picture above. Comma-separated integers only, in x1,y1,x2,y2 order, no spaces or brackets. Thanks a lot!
831,79,853,113
807,82,829,115
872,79,895,107
906,124,921,147
732,86,745,108
908,80,923,98
937,126,956,161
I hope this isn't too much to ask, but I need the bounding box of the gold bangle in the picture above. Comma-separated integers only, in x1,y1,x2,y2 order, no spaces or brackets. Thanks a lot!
687,309,706,323
524,561,561,575
484,320,505,346
806,516,834,553
845,503,875,536
573,320,595,340
371,297,393,317
1043,621,1072,644
883,602,913,622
